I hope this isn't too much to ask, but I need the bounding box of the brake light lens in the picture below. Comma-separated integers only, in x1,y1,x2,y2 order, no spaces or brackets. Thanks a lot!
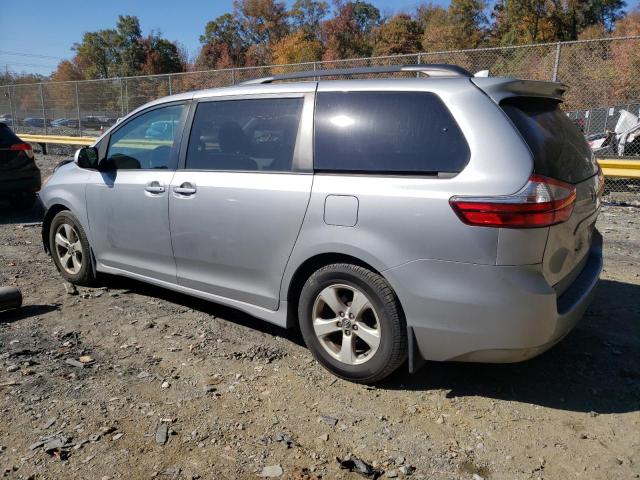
10,142,34,159
450,174,576,228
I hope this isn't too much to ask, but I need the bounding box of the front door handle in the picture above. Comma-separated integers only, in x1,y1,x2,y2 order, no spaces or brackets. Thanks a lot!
173,182,197,196
145,181,165,194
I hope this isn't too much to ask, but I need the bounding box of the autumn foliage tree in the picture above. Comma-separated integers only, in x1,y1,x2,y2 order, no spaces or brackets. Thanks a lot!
491,0,626,45
50,61,84,82
321,1,381,60
271,30,324,65
52,15,185,81
10,0,634,87
194,0,630,70
372,14,422,56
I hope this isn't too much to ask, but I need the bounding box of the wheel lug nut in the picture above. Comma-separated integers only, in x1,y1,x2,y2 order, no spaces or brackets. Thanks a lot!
352,324,358,330
336,321,342,327
345,331,351,336
339,312,344,317
349,313,354,319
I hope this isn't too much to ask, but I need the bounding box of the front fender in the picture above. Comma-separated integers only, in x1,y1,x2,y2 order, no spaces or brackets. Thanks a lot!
39,164,91,252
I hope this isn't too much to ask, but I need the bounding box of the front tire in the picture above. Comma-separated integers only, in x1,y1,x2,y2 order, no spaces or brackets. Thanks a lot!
49,211,96,286
298,263,407,384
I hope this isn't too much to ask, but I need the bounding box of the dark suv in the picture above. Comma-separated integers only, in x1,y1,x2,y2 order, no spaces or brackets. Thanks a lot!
0,123,41,209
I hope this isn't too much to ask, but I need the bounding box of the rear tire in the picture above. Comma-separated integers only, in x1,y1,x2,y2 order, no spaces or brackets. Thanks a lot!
298,263,407,384
49,211,97,286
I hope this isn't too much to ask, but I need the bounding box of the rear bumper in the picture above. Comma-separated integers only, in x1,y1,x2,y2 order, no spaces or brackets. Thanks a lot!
384,230,602,368
0,169,41,196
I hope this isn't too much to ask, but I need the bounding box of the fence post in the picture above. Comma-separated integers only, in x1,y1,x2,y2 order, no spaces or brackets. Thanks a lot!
552,42,562,82
124,78,129,113
417,53,422,77
168,75,172,96
40,83,47,136
11,86,18,129
231,69,236,85
75,82,82,137
120,78,125,116
6,86,13,127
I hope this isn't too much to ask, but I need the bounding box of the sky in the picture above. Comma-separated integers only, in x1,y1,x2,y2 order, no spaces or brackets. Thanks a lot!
1,0,638,77
0,0,443,76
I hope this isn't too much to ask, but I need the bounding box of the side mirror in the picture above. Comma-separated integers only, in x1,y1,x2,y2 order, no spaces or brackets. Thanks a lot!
74,147,99,169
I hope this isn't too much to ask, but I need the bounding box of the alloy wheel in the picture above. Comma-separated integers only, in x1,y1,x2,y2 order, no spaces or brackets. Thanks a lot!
54,223,83,275
311,284,381,365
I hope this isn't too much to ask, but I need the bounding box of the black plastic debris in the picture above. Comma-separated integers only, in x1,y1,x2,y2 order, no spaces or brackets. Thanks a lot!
0,287,22,311
337,456,383,479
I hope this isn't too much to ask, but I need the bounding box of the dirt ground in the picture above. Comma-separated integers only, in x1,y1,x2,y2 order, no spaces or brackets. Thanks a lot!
1,155,639,480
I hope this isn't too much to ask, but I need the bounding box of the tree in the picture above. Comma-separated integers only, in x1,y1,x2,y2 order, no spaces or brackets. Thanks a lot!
74,29,120,79
449,0,487,47
614,5,640,35
71,16,184,79
373,14,422,56
491,0,626,45
51,60,84,82
195,41,235,70
351,0,381,34
419,4,458,51
291,0,329,38
271,29,324,64
490,0,555,45
322,1,380,60
610,7,640,101
233,0,289,45
576,0,626,32
199,13,246,66
140,34,185,75
418,0,487,52
116,15,146,76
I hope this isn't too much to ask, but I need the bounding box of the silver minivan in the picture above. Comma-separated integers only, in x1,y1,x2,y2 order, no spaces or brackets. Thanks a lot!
40,65,604,383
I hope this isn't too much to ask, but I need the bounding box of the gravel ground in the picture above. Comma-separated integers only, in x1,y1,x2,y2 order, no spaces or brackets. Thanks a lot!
1,155,639,480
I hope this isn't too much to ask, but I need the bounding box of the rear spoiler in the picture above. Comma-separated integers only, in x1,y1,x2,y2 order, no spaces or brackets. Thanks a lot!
471,77,567,104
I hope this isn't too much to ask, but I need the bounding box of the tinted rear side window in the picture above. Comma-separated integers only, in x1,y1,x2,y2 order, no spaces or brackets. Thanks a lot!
186,98,303,172
314,92,469,174
500,97,597,184
0,124,21,147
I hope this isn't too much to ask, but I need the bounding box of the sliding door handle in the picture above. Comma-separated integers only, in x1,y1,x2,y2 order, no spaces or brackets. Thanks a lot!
173,182,197,196
144,181,165,194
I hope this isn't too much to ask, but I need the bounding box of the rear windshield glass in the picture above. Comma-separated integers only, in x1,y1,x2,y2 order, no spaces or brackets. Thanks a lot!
0,124,21,147
314,92,470,174
500,97,597,184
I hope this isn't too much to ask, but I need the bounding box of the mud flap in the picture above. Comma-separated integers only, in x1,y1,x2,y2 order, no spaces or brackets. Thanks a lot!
408,326,426,374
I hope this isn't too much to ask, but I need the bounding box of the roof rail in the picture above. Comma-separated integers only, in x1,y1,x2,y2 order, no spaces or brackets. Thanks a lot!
239,64,472,85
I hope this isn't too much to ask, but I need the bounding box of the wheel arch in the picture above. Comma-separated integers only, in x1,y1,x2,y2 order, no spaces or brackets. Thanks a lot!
42,204,70,254
285,252,388,329
285,252,421,374
42,204,98,279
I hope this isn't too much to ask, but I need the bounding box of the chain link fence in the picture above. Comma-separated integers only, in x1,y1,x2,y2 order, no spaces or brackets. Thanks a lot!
1,36,639,201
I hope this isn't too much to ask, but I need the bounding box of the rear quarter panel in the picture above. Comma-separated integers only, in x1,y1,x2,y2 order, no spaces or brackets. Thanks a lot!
281,78,535,298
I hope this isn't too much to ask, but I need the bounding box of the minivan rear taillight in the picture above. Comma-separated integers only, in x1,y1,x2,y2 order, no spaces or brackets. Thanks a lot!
450,174,576,228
